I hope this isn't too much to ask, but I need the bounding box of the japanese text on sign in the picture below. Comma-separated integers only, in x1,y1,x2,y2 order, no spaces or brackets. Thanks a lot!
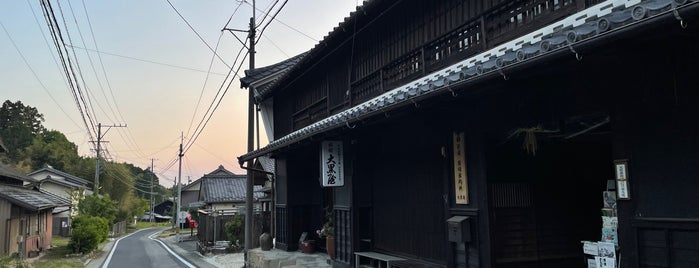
321,141,344,187
453,132,468,204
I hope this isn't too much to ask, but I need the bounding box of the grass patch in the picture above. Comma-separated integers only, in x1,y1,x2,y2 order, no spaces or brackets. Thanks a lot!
30,236,83,268
34,259,83,268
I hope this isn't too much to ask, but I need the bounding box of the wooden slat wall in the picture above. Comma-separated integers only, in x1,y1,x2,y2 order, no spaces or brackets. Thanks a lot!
278,0,594,134
0,200,10,255
275,206,288,248
335,208,352,263
638,226,699,267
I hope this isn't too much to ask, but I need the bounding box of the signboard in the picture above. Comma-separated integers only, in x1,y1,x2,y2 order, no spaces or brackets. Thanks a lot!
453,132,468,204
614,160,630,200
582,241,598,255
595,242,616,268
321,141,344,187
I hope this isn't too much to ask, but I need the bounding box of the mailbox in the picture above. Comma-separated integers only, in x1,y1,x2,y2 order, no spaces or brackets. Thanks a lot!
447,216,471,243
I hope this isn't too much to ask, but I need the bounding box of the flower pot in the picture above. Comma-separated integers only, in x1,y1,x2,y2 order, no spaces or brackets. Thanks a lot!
301,240,315,254
326,236,336,260
260,232,272,251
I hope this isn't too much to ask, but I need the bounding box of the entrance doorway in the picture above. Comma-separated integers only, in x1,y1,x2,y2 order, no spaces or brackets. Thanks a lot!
488,129,612,268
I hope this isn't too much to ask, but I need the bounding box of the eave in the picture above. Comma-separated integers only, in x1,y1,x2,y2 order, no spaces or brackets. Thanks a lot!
238,0,699,163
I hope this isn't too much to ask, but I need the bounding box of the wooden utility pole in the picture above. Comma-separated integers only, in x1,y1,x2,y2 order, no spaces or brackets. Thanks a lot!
245,0,256,261
176,133,184,242
150,159,156,224
92,123,126,195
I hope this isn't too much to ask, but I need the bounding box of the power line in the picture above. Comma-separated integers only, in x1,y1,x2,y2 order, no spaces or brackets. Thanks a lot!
41,0,97,141
26,0,74,98
0,19,83,131
242,0,317,42
165,0,230,68
255,0,288,45
256,0,279,28
66,0,117,124
79,0,148,160
66,45,229,75
223,0,245,29
261,33,289,57
183,47,247,154
55,0,101,132
186,31,224,139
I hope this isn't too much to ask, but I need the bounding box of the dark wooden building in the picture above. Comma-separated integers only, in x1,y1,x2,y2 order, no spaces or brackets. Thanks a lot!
240,0,699,267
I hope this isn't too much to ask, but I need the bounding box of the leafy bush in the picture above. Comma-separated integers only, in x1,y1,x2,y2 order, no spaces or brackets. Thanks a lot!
225,214,244,247
78,195,118,223
69,216,109,253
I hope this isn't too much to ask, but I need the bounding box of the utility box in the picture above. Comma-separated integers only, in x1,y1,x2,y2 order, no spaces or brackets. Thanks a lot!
447,216,471,243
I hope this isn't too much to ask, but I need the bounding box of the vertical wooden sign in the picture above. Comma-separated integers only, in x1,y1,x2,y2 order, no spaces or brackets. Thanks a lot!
614,159,630,200
321,141,344,187
453,132,468,204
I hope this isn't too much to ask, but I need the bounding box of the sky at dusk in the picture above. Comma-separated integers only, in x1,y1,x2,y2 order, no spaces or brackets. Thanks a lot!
1,0,360,186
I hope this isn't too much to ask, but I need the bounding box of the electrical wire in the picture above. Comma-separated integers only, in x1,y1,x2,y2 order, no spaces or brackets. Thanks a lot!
183,47,248,155
261,33,289,57
0,19,83,131
41,0,97,142
186,31,224,139
255,0,288,45
256,0,279,28
242,0,317,42
182,44,246,154
164,0,230,68
79,0,148,160
66,45,228,75
56,0,101,132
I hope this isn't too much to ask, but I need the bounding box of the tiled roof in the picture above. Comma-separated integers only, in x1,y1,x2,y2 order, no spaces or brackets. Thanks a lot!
0,185,66,211
202,176,265,203
37,188,72,206
28,165,90,186
0,163,37,184
182,177,202,191
206,165,236,177
41,175,84,189
239,0,699,162
258,156,275,174
240,52,307,103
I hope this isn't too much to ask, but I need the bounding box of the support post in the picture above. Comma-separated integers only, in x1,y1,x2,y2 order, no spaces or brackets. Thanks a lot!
245,0,256,264
176,133,184,242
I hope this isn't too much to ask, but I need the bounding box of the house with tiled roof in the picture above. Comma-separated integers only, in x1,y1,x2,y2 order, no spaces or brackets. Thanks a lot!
0,163,67,258
240,0,699,267
27,164,92,236
196,165,265,211
0,135,70,257
191,165,267,247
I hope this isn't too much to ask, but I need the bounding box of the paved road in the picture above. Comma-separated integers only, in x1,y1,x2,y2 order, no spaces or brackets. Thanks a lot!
101,228,196,268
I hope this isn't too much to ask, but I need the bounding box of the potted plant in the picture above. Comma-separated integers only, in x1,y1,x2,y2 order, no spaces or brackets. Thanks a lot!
317,208,335,260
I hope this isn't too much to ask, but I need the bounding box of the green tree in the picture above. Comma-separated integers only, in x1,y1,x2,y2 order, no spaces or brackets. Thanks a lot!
0,100,45,158
225,214,244,247
78,194,118,223
19,130,80,171
102,162,133,203
69,216,109,253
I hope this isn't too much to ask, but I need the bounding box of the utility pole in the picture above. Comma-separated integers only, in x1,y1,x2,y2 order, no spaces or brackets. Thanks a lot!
92,123,126,195
150,159,155,224
176,133,184,242
245,0,256,261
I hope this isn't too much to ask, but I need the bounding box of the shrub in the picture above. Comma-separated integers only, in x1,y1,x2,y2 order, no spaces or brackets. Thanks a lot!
225,214,244,247
69,216,109,253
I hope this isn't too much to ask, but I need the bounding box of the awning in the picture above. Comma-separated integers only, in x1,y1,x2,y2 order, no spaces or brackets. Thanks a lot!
238,0,699,163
